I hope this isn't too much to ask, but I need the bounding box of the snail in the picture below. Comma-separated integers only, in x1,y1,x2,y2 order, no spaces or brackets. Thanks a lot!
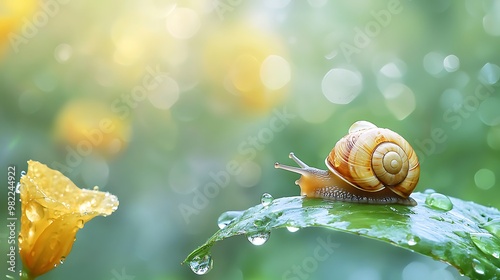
275,121,420,206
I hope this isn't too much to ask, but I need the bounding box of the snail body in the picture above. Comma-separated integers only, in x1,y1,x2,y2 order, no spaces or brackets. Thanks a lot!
275,121,420,206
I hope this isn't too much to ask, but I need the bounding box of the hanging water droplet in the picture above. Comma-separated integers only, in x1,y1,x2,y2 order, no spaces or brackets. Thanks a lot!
189,254,213,275
60,256,66,264
406,234,420,246
480,218,500,239
19,270,29,279
286,226,300,233
76,219,84,229
217,211,243,229
15,182,21,194
470,232,500,259
20,170,26,177
246,231,271,246
18,235,23,244
425,193,453,211
472,258,485,275
261,193,274,206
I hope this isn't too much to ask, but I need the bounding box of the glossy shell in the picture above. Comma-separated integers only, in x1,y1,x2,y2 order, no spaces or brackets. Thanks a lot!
326,121,420,198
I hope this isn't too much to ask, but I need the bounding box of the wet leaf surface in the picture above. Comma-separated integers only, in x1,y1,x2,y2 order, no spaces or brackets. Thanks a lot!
183,192,500,279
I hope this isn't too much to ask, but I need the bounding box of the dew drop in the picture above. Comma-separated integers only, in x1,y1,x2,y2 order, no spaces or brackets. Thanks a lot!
18,235,23,244
189,254,213,275
217,211,243,229
76,219,85,229
406,234,420,246
425,193,453,211
286,226,300,233
19,270,29,279
20,170,26,177
93,186,99,191
480,218,500,239
246,231,270,246
357,229,369,235
261,193,274,207
15,182,21,194
472,258,485,275
470,232,500,259
423,188,436,194
26,202,45,222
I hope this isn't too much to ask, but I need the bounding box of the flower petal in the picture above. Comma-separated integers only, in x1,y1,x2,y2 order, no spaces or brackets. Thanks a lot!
19,160,119,277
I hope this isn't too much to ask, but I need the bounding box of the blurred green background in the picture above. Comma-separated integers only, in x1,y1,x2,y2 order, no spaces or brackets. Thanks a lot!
1,0,500,279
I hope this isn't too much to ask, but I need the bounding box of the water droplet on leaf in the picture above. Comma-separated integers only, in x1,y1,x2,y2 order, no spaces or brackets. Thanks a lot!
425,193,453,211
261,193,274,206
247,231,270,245
406,234,420,246
423,188,436,194
470,232,500,259
286,226,300,233
217,211,243,229
189,254,213,275
480,218,500,239
472,258,485,275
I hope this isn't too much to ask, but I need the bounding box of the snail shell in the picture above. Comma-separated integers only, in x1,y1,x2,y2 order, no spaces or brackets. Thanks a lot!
275,121,420,206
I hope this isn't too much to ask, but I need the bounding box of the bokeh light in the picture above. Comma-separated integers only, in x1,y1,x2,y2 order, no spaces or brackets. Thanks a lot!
443,55,459,73
474,168,496,190
166,7,201,40
322,68,363,104
53,100,131,157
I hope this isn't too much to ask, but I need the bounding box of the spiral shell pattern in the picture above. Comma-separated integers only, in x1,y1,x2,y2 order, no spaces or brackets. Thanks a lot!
326,121,420,198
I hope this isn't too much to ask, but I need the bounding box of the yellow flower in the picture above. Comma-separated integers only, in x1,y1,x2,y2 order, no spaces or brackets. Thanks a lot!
19,160,119,279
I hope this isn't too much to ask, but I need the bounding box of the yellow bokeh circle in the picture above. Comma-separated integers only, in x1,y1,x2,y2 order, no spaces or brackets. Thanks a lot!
53,99,131,157
202,24,290,114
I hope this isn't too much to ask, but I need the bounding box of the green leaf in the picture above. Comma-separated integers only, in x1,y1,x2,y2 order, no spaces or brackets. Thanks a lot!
183,192,500,279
